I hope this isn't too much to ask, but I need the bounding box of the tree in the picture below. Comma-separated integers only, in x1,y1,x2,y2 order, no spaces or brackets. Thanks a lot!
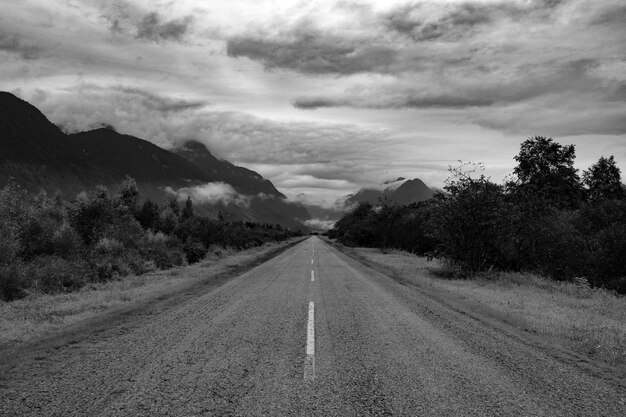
70,187,115,245
116,176,139,212
181,196,194,220
430,163,507,273
376,196,402,249
136,200,160,230
168,198,180,217
582,155,624,202
510,136,583,209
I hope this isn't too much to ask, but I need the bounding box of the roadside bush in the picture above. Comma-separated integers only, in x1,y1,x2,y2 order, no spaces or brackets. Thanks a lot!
0,264,26,301
428,173,507,274
70,188,115,245
22,256,91,293
588,224,626,292
182,237,206,264
0,178,302,301
138,231,186,269
91,237,149,281
51,222,84,259
532,211,588,281
0,221,20,266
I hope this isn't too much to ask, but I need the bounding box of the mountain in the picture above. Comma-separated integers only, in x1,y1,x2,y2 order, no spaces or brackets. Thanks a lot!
173,140,284,198
0,92,110,196
173,140,309,228
343,177,434,207
0,91,309,229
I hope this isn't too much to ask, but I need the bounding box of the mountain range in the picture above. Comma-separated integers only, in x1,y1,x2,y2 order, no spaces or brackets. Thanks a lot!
0,91,435,230
0,91,309,229
297,178,436,228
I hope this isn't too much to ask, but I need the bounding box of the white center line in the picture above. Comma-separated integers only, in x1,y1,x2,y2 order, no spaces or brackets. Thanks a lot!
311,259,314,265
311,270,315,281
304,301,315,380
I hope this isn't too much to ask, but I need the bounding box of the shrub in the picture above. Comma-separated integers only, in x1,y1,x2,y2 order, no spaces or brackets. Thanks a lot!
22,256,91,293
138,231,186,269
51,222,84,259
183,237,206,264
0,264,26,301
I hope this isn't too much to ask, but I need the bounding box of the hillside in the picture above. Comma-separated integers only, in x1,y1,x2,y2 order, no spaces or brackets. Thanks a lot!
0,91,309,229
174,140,284,198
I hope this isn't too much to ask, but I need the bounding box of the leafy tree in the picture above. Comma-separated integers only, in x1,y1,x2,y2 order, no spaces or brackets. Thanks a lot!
116,176,139,212
0,181,33,265
582,155,624,202
136,199,160,230
181,196,194,220
430,163,507,273
168,198,180,217
376,197,402,249
510,136,583,209
70,187,115,245
332,202,378,246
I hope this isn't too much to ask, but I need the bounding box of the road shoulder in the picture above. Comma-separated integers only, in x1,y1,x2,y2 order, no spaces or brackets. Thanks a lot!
323,238,626,387
0,237,306,365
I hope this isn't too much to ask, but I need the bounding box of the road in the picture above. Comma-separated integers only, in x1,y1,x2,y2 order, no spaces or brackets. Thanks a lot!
1,236,624,416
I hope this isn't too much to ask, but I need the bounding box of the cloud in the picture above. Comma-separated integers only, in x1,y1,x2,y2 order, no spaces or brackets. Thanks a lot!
292,58,615,112
41,84,208,141
383,0,566,42
472,97,626,136
136,12,193,43
165,182,250,207
588,3,626,25
293,94,495,110
227,31,396,75
384,1,498,42
0,32,43,60
304,218,336,231
114,86,207,112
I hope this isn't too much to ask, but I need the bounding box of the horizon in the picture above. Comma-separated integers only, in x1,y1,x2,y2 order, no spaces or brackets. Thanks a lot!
1,0,625,206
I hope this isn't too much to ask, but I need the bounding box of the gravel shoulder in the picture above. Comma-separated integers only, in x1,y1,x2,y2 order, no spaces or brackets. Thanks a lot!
0,238,305,351
325,239,626,383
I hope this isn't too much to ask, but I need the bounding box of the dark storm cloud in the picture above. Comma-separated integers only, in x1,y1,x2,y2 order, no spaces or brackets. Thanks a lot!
385,2,496,42
383,0,566,42
293,94,494,110
227,33,396,75
115,87,207,112
293,58,605,110
136,12,193,42
589,4,626,25
0,33,43,60
293,98,345,110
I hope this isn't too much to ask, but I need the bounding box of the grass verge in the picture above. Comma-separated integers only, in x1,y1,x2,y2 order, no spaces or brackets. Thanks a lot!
0,239,304,348
329,242,626,371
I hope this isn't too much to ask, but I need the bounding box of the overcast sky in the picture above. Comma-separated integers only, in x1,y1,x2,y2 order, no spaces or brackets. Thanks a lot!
1,0,625,206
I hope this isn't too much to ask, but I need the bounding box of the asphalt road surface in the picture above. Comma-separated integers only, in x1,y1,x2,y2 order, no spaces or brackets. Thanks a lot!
1,237,624,416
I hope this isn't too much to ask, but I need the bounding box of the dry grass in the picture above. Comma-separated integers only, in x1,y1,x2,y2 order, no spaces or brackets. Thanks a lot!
356,247,626,367
0,241,295,347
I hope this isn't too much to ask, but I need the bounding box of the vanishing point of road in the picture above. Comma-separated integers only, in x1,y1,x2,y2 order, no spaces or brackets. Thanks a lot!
1,237,624,416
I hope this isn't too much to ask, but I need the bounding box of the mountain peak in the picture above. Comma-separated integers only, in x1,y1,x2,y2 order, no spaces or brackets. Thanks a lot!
180,139,210,152
343,177,434,207
383,177,405,185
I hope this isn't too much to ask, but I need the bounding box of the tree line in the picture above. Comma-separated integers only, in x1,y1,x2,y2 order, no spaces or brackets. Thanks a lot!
329,136,626,293
0,178,301,301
